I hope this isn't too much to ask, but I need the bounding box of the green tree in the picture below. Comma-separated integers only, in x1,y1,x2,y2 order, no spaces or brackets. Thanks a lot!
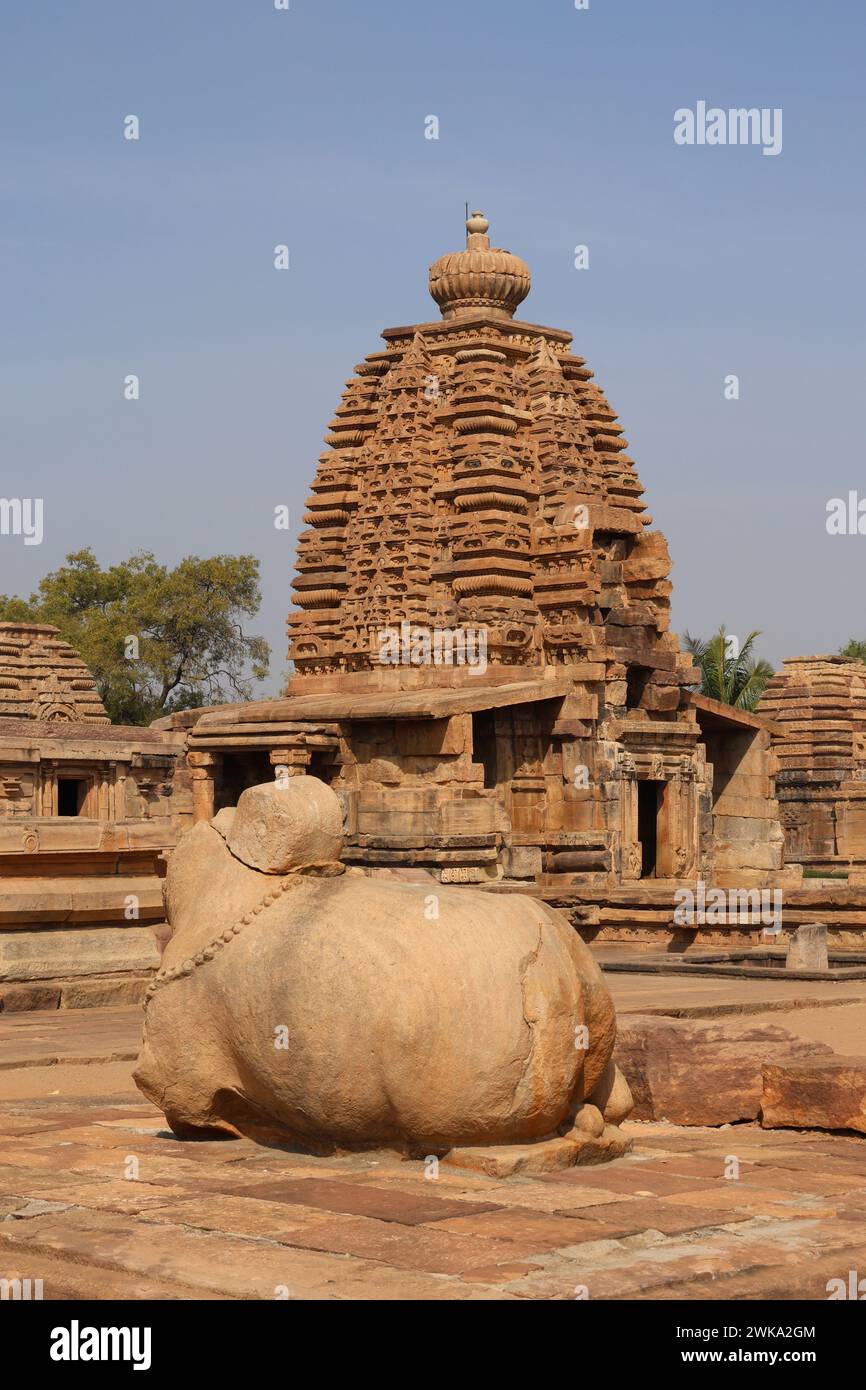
683,626,774,712
0,549,270,725
840,639,866,664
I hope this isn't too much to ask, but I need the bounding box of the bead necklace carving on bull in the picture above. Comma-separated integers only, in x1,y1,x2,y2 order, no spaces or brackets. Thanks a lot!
134,777,632,1166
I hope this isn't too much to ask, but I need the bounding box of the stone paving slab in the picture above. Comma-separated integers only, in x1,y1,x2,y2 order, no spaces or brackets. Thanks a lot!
0,1247,237,1301
0,1204,510,1301
231,1176,503,1225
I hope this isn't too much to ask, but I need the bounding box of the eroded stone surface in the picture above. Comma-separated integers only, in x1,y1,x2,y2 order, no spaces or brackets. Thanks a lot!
786,921,829,972
225,777,343,873
0,928,160,983
762,1056,866,1135
616,1013,833,1125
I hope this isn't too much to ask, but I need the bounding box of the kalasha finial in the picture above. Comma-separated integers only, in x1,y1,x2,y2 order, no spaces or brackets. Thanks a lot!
466,210,490,246
429,212,531,321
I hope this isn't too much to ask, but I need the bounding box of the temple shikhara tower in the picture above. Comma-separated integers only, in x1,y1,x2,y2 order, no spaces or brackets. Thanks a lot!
760,656,866,878
288,211,682,687
186,212,789,932
0,623,110,724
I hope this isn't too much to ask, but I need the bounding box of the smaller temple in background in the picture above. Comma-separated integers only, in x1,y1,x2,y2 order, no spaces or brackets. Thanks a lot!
0,623,190,1009
760,655,866,881
0,622,110,725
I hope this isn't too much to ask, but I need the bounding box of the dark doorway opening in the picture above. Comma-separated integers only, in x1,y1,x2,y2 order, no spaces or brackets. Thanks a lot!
471,711,498,789
216,752,273,811
637,780,663,878
307,749,335,785
57,777,89,817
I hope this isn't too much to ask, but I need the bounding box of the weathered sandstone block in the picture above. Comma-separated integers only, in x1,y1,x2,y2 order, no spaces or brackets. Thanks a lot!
786,921,828,972
762,1057,866,1135
0,927,161,983
615,1014,833,1126
501,846,544,879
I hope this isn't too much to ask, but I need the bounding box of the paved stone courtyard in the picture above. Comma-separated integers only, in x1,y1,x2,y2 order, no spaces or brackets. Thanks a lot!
2,1001,865,1301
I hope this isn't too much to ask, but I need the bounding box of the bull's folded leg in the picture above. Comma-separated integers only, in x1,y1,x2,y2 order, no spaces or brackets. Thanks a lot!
164,1112,237,1141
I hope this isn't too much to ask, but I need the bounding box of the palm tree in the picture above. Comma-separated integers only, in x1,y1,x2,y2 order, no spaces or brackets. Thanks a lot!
683,626,774,712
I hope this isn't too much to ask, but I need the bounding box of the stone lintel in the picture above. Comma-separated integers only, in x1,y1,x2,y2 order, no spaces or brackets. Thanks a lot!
193,680,574,727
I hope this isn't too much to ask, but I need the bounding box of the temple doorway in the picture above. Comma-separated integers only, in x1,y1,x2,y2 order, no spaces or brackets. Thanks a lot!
307,749,337,785
57,776,92,817
471,711,498,789
637,780,664,878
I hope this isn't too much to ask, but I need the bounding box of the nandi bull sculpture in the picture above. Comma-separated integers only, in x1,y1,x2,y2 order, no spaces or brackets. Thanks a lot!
135,777,632,1170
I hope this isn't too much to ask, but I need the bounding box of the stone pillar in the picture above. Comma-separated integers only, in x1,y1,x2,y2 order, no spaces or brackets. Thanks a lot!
619,762,640,881
187,751,218,823
270,746,311,780
97,767,113,820
40,762,56,816
657,769,696,879
656,779,675,879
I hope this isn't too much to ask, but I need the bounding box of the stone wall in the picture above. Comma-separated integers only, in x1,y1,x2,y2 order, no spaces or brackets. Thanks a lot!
0,722,191,1012
701,726,787,887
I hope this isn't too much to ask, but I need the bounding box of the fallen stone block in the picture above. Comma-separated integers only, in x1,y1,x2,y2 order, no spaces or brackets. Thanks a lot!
615,1014,833,1126
761,1057,866,1135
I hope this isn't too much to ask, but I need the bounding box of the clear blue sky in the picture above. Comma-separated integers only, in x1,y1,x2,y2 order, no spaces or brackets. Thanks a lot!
2,0,864,690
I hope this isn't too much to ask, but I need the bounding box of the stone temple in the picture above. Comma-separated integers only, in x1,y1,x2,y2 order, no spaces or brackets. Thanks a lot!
759,656,866,881
0,623,189,1006
181,212,790,942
